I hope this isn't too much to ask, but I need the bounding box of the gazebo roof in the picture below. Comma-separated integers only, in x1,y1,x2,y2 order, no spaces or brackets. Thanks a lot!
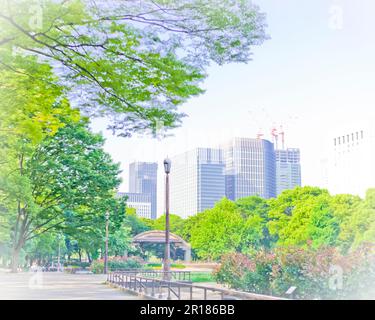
133,230,186,244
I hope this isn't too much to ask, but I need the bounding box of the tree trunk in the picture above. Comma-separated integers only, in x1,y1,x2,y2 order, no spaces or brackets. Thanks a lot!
11,247,21,273
86,251,92,263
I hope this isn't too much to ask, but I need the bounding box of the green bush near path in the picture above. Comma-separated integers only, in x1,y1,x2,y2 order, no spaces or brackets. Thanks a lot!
213,245,375,299
91,257,144,274
64,262,91,269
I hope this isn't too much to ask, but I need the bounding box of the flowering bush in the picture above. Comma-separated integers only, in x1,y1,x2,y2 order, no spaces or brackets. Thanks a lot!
213,244,375,299
243,250,276,294
213,252,255,290
90,256,144,274
271,246,339,299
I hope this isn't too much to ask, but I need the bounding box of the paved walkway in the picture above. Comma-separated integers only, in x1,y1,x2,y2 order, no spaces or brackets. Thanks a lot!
0,272,140,300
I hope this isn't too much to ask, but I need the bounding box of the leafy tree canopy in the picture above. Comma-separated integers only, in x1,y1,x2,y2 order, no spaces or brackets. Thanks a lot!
144,213,185,237
342,189,375,250
189,198,243,260
268,187,340,248
1,115,124,270
235,196,273,251
0,0,268,137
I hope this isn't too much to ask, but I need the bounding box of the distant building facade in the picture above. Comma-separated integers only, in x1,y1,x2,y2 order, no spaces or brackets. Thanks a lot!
129,162,158,219
118,192,152,219
169,148,226,218
275,148,301,195
124,138,302,219
221,138,277,200
328,125,375,197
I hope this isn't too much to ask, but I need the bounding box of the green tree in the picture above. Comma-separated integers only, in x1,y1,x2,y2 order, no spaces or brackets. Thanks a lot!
0,0,269,267
235,196,274,250
329,193,362,252
268,187,340,248
0,0,268,136
145,214,186,237
24,231,62,266
341,189,375,250
108,222,133,257
189,198,243,260
3,118,123,271
0,57,82,270
125,208,151,236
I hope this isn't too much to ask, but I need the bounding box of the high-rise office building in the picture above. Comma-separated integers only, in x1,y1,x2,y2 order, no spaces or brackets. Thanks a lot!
170,148,226,218
327,125,375,197
118,192,152,219
275,148,301,195
221,138,276,200
129,162,158,219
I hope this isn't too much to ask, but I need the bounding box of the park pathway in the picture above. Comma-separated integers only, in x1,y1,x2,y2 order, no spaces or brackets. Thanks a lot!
0,272,140,300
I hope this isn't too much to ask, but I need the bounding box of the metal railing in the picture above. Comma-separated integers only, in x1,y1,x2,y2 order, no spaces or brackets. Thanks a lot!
107,271,284,300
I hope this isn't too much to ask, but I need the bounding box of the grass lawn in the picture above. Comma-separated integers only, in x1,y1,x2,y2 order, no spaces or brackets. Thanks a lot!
146,263,186,269
190,272,215,283
143,264,216,283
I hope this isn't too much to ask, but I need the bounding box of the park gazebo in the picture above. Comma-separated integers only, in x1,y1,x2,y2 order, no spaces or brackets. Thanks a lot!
132,230,191,262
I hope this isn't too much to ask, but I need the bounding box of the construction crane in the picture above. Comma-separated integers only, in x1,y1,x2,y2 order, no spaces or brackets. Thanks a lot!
279,125,285,150
256,129,264,140
248,106,293,149
271,126,279,149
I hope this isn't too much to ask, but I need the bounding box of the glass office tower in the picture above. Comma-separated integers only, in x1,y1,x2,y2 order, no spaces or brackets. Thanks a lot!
275,148,301,195
221,138,276,200
170,148,226,218
129,162,158,219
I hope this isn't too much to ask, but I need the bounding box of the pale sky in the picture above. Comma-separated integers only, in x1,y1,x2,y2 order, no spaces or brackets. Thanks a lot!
91,0,375,216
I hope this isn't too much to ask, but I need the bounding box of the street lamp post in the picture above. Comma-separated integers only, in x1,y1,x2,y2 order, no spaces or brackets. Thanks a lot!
104,211,110,274
57,234,62,272
163,158,171,280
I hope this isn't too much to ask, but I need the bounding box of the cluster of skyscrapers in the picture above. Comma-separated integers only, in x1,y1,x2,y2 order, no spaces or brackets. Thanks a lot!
170,138,301,218
119,137,301,219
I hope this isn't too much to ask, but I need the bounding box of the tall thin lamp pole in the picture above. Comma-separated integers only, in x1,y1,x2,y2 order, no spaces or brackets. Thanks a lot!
57,234,61,272
163,158,171,280
104,211,110,274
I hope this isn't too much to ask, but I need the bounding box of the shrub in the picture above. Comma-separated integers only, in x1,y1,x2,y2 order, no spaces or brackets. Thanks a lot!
213,244,375,299
64,261,90,269
243,250,276,295
213,252,255,290
271,246,339,299
90,260,104,274
90,256,144,274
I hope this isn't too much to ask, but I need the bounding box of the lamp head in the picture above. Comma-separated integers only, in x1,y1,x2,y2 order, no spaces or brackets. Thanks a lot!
163,158,171,174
